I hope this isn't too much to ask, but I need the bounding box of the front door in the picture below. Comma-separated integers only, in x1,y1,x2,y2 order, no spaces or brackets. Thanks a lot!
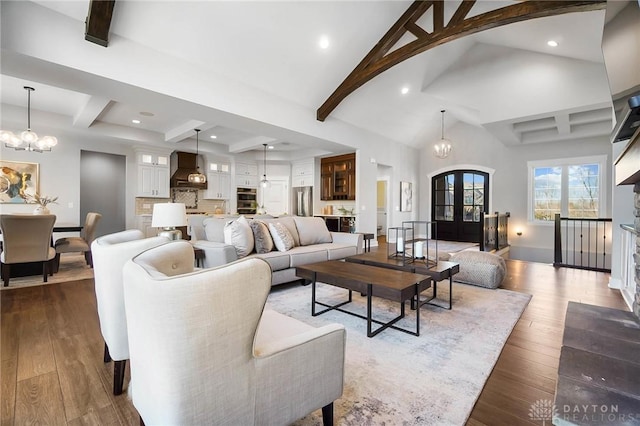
431,170,489,242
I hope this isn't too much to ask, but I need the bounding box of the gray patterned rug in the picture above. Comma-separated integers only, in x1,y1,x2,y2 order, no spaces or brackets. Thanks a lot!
266,280,531,425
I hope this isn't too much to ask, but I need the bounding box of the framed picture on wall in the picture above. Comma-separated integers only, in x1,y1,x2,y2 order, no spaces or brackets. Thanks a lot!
400,181,412,212
0,160,39,203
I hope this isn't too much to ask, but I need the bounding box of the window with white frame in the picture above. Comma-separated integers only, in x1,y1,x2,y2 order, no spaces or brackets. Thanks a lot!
528,155,606,222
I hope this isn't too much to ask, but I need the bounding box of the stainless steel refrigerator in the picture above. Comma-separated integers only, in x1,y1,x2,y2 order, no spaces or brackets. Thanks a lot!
292,186,313,216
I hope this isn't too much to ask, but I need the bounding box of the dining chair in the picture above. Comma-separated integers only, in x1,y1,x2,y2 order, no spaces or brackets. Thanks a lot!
54,212,101,272
0,214,57,287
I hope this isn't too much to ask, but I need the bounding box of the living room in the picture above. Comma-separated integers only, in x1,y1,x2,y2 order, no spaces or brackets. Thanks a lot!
2,0,640,424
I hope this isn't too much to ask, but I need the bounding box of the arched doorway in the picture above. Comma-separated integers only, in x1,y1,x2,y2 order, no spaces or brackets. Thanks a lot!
431,170,489,242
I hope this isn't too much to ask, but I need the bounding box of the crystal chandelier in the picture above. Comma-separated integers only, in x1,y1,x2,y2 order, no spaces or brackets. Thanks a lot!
188,129,206,184
1,86,58,152
434,109,452,159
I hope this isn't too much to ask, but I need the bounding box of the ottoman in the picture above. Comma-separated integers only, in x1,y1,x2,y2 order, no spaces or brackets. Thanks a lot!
449,250,506,289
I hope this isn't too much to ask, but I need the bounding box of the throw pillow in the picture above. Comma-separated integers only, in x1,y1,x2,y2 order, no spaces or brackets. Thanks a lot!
223,216,254,258
261,216,300,247
268,222,295,252
203,217,227,243
293,216,332,245
249,220,274,254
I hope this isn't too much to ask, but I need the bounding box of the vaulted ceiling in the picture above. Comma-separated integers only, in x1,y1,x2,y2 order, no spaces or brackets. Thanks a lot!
0,0,624,157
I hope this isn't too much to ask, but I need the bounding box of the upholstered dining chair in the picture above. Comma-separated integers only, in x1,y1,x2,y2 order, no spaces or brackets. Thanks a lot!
123,241,346,426
91,230,169,395
54,212,102,272
0,214,57,287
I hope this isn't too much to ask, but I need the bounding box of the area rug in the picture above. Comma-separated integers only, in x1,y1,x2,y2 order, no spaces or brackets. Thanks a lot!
0,254,94,290
266,280,531,425
427,240,478,254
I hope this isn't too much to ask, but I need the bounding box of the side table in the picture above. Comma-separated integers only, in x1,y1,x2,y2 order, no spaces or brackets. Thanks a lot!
357,233,375,252
193,247,205,267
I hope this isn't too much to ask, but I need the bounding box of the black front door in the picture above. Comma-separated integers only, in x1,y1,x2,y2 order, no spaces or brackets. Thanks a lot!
431,170,489,242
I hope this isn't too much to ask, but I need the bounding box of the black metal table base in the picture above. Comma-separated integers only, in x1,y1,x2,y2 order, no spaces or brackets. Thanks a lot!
312,281,420,337
411,276,453,310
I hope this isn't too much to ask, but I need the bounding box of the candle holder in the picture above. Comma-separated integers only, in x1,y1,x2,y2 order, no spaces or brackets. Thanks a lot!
387,226,413,265
402,221,438,268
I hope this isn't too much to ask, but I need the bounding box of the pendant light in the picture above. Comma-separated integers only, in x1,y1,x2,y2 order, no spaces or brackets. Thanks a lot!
434,109,452,159
0,86,58,152
188,129,206,184
260,143,271,188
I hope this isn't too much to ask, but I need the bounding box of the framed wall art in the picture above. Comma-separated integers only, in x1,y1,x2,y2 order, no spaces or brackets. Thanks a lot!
400,181,412,212
0,160,39,203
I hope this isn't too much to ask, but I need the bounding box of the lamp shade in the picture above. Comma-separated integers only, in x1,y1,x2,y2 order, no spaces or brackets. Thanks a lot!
151,203,187,228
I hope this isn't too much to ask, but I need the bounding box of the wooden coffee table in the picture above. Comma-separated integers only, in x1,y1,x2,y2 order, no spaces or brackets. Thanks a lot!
346,250,460,310
295,261,432,337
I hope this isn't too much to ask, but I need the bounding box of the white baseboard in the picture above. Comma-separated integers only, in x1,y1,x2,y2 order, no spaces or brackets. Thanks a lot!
608,277,622,289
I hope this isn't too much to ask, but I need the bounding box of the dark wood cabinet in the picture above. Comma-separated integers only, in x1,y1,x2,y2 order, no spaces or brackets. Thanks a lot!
320,153,356,200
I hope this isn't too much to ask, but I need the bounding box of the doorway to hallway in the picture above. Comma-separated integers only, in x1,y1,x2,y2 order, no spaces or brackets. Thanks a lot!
80,150,126,237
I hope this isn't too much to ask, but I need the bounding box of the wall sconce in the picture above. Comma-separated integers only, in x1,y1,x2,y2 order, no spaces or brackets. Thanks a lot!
515,227,523,236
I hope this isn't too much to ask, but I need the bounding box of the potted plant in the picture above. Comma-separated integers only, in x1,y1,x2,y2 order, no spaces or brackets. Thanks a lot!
25,192,58,215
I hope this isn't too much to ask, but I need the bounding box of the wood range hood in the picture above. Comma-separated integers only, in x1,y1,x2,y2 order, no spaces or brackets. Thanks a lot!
170,152,208,190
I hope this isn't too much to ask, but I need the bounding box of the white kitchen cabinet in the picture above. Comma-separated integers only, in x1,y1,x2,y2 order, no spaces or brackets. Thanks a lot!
136,216,157,238
136,149,170,198
292,161,314,187
208,161,230,173
205,159,231,199
138,152,169,167
138,165,170,198
236,175,258,188
236,162,258,176
236,162,258,188
206,172,231,199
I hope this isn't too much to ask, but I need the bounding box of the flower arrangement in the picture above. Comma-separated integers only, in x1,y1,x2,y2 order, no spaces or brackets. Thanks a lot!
25,192,58,207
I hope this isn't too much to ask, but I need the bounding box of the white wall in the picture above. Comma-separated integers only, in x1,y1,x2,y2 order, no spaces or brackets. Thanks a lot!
608,141,636,289
0,123,138,228
419,121,613,263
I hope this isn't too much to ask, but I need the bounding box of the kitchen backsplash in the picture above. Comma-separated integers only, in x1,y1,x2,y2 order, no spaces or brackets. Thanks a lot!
135,197,226,215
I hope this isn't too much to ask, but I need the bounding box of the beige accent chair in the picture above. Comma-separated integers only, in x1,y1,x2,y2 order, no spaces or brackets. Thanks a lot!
123,241,346,426
0,214,56,287
54,212,102,271
91,230,169,395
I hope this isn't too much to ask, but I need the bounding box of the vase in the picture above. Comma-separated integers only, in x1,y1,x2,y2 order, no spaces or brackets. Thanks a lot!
33,206,50,215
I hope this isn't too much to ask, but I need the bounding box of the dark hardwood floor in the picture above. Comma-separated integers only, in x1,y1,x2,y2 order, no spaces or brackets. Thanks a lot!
1,246,628,425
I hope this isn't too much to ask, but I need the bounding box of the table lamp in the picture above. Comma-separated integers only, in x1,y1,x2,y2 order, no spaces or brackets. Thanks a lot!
152,202,187,240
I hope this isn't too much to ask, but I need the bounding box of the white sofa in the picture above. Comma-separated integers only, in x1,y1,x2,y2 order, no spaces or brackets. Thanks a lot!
189,215,363,286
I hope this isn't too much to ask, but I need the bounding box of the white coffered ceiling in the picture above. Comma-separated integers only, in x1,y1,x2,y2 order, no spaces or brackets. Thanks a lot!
0,0,625,157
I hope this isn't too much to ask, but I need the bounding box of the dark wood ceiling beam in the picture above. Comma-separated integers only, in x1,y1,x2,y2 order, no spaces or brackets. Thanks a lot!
85,0,116,47
433,0,445,31
317,0,606,122
449,0,476,26
405,21,430,39
357,1,434,73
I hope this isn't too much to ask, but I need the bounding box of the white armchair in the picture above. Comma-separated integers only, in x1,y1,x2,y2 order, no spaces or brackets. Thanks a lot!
91,230,169,395
123,241,346,426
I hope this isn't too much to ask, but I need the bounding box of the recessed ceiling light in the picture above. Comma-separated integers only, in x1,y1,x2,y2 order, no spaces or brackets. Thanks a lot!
268,145,275,150
319,35,330,49
547,40,558,47
139,111,154,117
210,135,217,139
401,86,409,95
132,119,141,124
